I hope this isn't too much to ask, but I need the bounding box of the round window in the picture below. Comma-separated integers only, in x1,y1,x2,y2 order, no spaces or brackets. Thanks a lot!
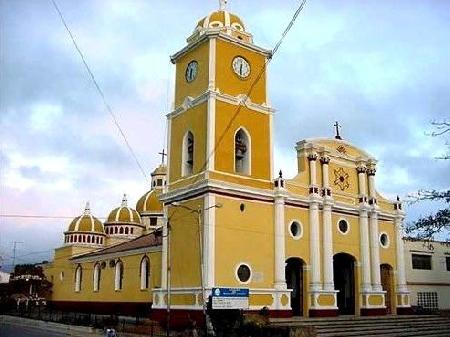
237,264,251,283
290,221,302,239
380,233,389,248
338,219,349,234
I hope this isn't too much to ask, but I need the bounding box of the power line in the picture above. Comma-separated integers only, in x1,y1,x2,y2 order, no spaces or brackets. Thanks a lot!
50,0,148,181
0,214,106,220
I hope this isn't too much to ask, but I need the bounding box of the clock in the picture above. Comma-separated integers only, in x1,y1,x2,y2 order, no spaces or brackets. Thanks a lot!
232,56,251,79
185,61,198,83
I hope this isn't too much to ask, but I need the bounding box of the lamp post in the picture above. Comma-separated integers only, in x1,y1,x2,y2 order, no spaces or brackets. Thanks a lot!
171,201,222,337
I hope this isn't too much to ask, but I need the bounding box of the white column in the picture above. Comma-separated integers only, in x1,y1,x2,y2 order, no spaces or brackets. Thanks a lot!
309,199,321,291
395,215,407,292
308,154,318,186
203,194,216,288
359,206,372,292
322,201,334,291
357,165,367,197
161,206,169,289
367,167,376,200
274,192,287,289
369,210,382,291
322,159,330,188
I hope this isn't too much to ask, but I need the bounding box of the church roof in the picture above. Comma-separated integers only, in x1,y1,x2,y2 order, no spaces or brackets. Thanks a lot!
136,190,164,214
71,231,162,260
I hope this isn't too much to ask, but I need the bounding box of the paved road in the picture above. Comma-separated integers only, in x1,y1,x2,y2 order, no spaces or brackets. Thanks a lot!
0,322,103,337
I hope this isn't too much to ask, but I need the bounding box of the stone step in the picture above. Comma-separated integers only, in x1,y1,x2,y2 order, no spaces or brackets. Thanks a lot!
316,322,450,333
272,316,448,326
316,323,450,337
275,318,449,328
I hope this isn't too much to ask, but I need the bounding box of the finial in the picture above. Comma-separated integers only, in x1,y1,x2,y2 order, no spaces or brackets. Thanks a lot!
158,149,167,165
219,0,228,11
334,121,342,140
84,201,91,215
121,194,128,207
279,170,283,179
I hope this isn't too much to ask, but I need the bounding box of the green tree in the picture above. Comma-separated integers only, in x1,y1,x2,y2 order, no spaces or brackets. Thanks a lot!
406,121,449,240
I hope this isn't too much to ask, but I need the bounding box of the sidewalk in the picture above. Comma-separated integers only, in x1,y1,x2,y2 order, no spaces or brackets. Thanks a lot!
0,315,148,337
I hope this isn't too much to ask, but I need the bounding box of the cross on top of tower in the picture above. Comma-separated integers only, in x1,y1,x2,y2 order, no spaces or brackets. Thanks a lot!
158,149,167,165
219,0,228,11
334,121,342,140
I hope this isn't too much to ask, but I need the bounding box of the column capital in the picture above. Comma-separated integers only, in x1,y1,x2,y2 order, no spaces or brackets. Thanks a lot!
356,165,367,174
307,153,318,161
367,168,376,176
309,185,320,195
320,156,330,165
358,195,368,204
321,187,332,198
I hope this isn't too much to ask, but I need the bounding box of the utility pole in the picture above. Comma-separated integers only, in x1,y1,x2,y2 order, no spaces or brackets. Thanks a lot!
12,241,24,272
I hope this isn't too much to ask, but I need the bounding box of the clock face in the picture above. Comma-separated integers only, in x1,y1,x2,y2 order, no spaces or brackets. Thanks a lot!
185,61,198,83
232,56,251,79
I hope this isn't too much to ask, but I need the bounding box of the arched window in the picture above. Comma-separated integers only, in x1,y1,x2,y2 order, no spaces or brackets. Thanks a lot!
87,236,91,243
125,227,129,235
74,265,82,292
119,227,124,234
130,228,134,234
78,235,82,242
100,238,103,244
182,131,194,176
115,260,124,291
140,257,150,290
235,128,250,174
93,263,101,292
115,227,118,234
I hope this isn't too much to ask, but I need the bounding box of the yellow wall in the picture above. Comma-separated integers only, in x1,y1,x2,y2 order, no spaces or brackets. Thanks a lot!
379,220,397,267
169,103,207,184
215,39,267,105
332,213,360,259
168,198,203,288
214,102,271,181
174,41,210,107
45,247,161,303
285,206,310,265
214,196,274,288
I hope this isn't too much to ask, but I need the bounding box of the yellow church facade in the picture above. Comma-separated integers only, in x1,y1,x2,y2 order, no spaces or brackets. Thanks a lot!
44,2,411,323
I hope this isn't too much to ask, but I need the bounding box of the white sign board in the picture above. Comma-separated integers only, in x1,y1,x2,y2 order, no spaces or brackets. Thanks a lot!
211,288,249,310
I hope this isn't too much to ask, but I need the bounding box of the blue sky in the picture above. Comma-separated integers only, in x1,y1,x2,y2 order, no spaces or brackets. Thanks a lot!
0,0,449,269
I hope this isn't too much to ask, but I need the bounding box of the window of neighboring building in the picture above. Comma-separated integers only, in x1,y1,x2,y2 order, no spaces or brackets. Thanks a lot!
74,265,82,292
140,257,150,290
234,128,250,174
115,260,124,291
417,292,438,310
446,257,450,271
236,264,251,283
182,131,194,176
93,263,101,292
412,254,432,270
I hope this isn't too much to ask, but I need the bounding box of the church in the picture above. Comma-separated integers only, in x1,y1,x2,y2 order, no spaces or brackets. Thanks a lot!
44,1,411,323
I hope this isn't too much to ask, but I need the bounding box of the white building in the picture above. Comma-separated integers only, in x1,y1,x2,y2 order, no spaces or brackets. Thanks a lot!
404,238,450,311
0,270,11,284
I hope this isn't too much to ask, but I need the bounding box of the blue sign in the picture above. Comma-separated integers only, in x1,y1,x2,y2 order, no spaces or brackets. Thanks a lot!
211,288,249,309
212,288,249,297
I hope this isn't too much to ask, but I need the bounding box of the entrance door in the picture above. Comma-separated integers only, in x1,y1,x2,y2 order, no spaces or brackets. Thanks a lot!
381,264,393,314
333,253,355,315
285,258,303,316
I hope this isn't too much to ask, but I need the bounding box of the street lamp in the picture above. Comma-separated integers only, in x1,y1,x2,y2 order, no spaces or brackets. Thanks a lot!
171,201,222,336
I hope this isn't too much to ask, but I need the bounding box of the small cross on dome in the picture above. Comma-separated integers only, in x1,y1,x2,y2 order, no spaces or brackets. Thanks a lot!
84,201,91,215
121,194,128,207
219,0,228,11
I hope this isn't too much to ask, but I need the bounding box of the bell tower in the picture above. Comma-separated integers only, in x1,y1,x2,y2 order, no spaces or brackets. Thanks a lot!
167,1,274,191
